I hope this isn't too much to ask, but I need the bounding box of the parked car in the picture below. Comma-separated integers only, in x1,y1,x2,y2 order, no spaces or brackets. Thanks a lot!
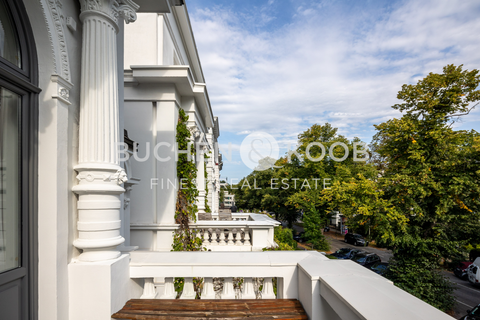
458,303,480,320
329,248,361,260
351,252,381,267
468,258,480,286
344,233,369,246
293,231,306,243
454,262,473,280
369,262,389,276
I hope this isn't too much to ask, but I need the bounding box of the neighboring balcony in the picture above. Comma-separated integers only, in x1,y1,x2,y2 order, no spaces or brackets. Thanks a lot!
131,213,280,252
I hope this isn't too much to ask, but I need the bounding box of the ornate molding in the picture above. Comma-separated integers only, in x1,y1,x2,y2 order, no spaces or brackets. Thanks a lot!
115,0,139,24
79,0,139,25
40,0,72,81
188,125,200,139
51,74,74,105
76,169,128,185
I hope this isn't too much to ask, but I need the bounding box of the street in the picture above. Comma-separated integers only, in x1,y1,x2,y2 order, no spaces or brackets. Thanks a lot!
325,231,480,318
443,271,480,318
293,225,480,318
324,230,393,262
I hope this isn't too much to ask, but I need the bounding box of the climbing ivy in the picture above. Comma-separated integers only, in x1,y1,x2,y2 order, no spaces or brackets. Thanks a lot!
172,108,203,252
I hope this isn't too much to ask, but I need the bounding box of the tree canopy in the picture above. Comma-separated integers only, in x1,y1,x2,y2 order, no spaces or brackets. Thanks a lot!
231,64,480,311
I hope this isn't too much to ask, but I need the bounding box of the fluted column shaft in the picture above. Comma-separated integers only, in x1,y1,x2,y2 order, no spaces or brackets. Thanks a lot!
73,0,138,262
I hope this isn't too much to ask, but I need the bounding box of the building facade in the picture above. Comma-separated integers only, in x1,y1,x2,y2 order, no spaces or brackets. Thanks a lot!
0,0,457,319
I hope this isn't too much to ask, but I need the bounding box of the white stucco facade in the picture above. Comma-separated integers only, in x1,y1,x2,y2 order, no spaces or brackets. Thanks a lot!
0,0,456,319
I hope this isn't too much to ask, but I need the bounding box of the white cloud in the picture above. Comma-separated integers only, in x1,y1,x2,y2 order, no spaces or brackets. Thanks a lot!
190,0,480,145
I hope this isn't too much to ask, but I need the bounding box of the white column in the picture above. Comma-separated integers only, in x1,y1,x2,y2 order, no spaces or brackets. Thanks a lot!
73,0,139,262
196,145,206,215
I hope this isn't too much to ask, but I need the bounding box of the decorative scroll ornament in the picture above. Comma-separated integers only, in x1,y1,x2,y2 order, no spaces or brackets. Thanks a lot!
79,0,139,24
188,125,200,140
118,0,138,24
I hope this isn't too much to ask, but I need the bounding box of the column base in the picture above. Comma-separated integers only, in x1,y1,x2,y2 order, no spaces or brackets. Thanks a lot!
69,254,131,320
74,236,125,262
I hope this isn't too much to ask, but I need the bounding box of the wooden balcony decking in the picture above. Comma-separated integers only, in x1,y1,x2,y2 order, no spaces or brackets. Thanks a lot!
112,299,308,320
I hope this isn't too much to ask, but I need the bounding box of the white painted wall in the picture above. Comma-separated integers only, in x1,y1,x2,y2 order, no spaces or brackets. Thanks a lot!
24,0,83,318
124,13,158,68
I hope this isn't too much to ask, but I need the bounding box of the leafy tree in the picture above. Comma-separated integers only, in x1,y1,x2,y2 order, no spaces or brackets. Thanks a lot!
327,64,480,311
263,226,297,251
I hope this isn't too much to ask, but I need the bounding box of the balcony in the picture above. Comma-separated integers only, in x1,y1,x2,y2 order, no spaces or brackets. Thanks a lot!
131,213,280,251
124,251,454,320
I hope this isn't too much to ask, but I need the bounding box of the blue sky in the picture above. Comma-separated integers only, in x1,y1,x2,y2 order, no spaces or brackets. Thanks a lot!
187,0,480,181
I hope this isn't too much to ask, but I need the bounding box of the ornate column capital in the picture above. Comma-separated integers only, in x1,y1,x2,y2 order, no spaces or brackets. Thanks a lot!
79,0,139,27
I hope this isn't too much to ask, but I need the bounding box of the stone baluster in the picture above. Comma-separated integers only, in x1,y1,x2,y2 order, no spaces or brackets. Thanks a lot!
180,277,196,299
140,278,157,299
203,229,210,246
196,229,203,243
243,228,251,246
160,277,176,299
242,277,256,299
221,277,236,299
227,229,234,245
73,0,139,262
218,230,226,245
201,277,216,299
261,277,276,299
235,229,243,246
210,229,217,245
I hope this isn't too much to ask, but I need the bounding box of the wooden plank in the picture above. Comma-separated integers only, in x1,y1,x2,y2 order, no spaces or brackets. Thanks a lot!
112,299,307,320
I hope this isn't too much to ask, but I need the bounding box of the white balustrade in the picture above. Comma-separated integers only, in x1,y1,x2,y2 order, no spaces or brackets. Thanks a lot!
130,212,281,252
128,251,454,320
193,226,252,250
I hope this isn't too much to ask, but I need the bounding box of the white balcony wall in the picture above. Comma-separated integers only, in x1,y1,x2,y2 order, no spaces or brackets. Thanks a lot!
128,251,455,320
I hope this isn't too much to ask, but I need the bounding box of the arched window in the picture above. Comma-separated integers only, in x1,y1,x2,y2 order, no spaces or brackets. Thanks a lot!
0,0,38,319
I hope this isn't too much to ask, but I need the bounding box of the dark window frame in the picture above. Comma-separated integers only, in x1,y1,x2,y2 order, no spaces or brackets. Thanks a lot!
0,0,39,319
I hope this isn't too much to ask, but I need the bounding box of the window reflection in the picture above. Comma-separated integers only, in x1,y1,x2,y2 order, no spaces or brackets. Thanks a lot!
0,0,21,67
0,86,20,273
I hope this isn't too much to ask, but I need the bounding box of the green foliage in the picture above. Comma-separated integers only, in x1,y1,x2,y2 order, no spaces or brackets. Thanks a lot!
204,156,211,213
326,64,480,311
302,208,330,251
263,226,296,251
386,258,455,311
172,108,203,252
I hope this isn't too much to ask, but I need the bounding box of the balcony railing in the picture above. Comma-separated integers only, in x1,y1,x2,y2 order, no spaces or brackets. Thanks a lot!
131,213,280,251
191,214,279,251
128,251,455,320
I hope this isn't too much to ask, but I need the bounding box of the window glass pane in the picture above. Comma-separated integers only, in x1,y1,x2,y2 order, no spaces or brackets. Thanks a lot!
0,0,21,67
0,86,20,273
